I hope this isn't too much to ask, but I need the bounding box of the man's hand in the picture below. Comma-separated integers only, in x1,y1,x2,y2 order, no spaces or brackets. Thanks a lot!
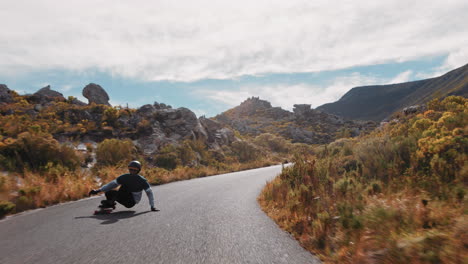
89,189,100,196
151,207,160,212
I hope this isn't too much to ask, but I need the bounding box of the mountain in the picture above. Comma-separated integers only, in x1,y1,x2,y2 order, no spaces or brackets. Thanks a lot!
316,63,468,121
214,97,376,144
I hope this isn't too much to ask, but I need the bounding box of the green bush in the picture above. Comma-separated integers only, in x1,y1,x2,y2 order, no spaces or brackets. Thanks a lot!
0,131,81,172
0,200,15,218
0,175,6,191
154,153,179,170
231,141,260,162
96,138,136,166
187,139,213,165
253,133,290,153
259,96,468,262
103,107,120,127
177,141,197,166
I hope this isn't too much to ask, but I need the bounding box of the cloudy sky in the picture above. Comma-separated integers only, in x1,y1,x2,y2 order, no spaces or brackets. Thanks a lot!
1,0,467,117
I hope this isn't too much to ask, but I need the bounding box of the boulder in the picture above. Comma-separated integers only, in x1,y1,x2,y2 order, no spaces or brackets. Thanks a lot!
135,107,209,155
154,102,172,109
293,104,312,116
137,104,157,117
34,85,64,98
157,108,204,138
71,97,87,106
403,105,424,115
0,84,14,103
82,83,111,106
199,117,236,149
27,85,66,104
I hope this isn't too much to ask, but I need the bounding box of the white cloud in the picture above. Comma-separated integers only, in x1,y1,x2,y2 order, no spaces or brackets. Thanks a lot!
196,69,425,110
389,70,413,84
414,46,468,79
438,47,468,73
0,0,467,81
196,72,385,110
60,85,73,92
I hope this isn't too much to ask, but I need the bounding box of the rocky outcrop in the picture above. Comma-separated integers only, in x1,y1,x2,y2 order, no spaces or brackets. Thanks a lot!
157,107,204,139
133,105,236,155
215,97,377,144
235,97,272,117
82,83,111,106
293,104,312,117
403,105,425,115
34,85,64,98
71,98,87,106
0,84,14,103
25,85,66,105
199,117,237,149
0,84,241,166
133,104,239,155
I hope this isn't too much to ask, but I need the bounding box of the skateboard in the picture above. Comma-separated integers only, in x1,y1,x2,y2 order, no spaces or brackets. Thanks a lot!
94,206,115,215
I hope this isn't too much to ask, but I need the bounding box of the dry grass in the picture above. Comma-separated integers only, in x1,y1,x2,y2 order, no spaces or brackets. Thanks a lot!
259,97,468,263
0,155,283,218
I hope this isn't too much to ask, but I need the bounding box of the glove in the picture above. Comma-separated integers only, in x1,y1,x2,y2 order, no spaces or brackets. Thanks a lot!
89,189,100,196
151,207,160,212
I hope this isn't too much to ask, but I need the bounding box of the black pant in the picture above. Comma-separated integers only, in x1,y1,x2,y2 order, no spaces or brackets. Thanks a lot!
105,189,136,208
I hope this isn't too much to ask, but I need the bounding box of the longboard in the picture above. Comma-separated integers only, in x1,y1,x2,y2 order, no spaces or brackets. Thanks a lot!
94,206,115,215
94,208,113,215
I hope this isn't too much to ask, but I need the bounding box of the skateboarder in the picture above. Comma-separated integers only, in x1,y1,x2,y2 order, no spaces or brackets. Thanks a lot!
89,161,159,212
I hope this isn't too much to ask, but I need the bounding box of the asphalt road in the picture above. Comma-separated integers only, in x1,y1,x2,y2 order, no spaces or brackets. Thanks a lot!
0,165,321,264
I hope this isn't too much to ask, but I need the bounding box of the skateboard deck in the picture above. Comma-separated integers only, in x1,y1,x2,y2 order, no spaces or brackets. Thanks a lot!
94,206,115,215
94,208,113,215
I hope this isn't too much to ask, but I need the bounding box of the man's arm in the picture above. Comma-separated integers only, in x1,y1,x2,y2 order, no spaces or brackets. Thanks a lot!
144,187,156,209
89,180,120,195
100,180,120,192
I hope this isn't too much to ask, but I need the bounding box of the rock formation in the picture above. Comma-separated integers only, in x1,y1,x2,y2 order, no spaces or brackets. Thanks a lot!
27,85,66,105
215,97,376,144
199,117,237,149
34,85,64,98
0,84,14,103
82,83,111,106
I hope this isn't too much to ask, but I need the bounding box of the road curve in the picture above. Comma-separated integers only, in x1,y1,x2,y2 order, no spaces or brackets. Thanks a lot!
0,165,321,264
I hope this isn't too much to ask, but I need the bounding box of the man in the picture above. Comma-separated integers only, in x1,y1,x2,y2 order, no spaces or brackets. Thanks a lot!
89,160,159,211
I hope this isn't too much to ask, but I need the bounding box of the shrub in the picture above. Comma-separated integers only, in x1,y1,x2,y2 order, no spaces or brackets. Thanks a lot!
231,141,260,162
0,174,7,191
0,200,15,218
253,133,290,153
136,119,152,135
187,139,213,165
154,153,179,170
259,96,468,263
176,141,197,166
96,139,136,166
0,131,81,172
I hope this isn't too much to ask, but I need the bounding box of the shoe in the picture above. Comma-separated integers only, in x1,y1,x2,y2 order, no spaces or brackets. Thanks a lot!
99,200,116,209
98,204,116,209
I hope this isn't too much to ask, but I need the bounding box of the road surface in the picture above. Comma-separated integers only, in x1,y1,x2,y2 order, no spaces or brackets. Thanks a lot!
0,165,320,264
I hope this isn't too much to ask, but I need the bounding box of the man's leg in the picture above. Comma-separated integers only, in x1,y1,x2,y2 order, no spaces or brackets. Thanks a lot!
116,189,136,208
100,190,118,208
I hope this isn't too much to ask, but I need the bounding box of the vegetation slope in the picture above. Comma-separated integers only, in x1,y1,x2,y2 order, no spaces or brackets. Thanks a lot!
0,91,304,218
259,96,467,263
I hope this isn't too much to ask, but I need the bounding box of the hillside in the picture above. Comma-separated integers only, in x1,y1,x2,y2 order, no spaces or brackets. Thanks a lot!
0,84,298,217
214,97,377,144
260,96,467,263
317,63,468,121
